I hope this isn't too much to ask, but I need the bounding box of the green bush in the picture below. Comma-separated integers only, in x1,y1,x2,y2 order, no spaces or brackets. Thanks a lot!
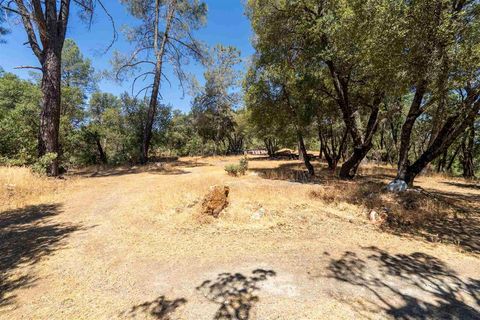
224,157,249,176
32,152,57,175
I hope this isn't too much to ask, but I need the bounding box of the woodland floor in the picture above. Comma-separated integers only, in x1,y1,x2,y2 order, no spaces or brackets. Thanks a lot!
0,156,479,319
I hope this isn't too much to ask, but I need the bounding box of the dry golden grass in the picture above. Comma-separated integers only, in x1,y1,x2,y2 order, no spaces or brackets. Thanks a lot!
2,156,479,252
0,166,68,210
1,156,479,319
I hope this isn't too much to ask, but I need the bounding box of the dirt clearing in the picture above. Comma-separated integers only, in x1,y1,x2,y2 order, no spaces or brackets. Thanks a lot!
1,157,479,319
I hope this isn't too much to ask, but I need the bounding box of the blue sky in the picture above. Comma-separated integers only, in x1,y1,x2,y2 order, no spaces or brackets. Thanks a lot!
0,0,253,112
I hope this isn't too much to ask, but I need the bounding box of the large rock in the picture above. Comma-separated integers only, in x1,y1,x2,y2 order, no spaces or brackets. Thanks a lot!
386,179,408,193
200,185,230,218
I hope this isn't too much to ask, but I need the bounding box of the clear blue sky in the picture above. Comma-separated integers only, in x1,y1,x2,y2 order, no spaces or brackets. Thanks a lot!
0,0,253,112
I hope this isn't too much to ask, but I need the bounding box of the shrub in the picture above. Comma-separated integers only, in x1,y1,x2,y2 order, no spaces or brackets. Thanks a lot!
225,157,249,176
32,152,57,175
239,156,248,173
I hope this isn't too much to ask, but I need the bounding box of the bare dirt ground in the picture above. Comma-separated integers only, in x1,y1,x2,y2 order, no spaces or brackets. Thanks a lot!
1,157,479,319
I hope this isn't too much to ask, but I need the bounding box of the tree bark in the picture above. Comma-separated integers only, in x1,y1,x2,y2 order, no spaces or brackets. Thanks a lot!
402,94,479,186
38,47,62,176
396,80,427,181
326,60,381,179
140,0,176,164
298,131,314,176
461,119,476,178
95,134,108,164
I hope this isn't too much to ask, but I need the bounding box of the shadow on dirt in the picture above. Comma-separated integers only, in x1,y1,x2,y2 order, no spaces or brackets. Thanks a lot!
258,161,480,255
253,162,330,184
197,269,276,320
443,181,480,191
327,246,480,319
0,204,83,307
72,159,211,178
122,295,187,319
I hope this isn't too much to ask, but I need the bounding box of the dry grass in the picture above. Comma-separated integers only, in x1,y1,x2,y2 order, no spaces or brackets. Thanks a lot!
1,156,479,319
0,166,67,210
2,156,479,252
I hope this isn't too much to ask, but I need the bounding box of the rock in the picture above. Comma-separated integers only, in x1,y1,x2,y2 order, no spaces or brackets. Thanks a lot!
200,185,230,218
386,179,407,193
251,207,265,220
369,209,388,224
369,210,379,222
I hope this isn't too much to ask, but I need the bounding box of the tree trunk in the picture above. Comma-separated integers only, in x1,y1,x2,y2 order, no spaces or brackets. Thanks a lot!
462,120,476,178
402,98,479,186
38,47,62,176
396,81,427,181
298,131,314,176
264,138,277,157
446,143,461,172
339,145,370,179
140,0,176,164
95,135,108,164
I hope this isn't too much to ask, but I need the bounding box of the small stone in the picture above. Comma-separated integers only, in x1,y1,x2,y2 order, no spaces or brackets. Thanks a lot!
251,207,265,220
369,210,378,222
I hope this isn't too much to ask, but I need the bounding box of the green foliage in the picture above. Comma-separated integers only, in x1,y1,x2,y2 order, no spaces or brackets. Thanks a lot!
224,156,248,176
0,73,41,164
0,7,9,42
192,45,241,150
32,153,58,175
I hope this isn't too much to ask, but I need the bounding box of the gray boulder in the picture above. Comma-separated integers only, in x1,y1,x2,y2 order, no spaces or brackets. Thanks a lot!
386,179,408,193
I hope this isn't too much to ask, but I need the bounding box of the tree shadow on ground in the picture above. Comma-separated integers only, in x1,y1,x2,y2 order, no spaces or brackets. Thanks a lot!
442,181,480,191
196,269,276,320
327,246,480,319
253,161,334,184
122,296,187,319
264,160,480,255
0,204,83,307
72,159,211,178
403,188,480,255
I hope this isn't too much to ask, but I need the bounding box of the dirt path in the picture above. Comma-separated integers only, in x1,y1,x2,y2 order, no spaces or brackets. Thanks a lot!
1,160,479,319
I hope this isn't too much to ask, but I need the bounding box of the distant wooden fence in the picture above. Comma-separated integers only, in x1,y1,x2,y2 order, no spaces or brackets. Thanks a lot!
244,149,268,155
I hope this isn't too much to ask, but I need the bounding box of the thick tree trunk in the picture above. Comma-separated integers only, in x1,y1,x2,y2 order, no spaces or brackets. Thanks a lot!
298,131,314,176
339,145,370,179
95,135,108,164
402,98,479,186
396,81,427,181
38,48,62,176
227,134,243,155
326,60,381,179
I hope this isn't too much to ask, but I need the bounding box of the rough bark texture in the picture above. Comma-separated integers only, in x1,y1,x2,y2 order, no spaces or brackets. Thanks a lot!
95,135,108,164
38,47,62,176
14,0,71,176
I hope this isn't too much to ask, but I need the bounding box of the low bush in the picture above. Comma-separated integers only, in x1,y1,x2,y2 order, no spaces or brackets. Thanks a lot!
225,157,248,176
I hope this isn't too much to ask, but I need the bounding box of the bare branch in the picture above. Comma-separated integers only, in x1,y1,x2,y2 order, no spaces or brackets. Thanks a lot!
13,0,43,60
14,65,42,70
97,0,118,53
